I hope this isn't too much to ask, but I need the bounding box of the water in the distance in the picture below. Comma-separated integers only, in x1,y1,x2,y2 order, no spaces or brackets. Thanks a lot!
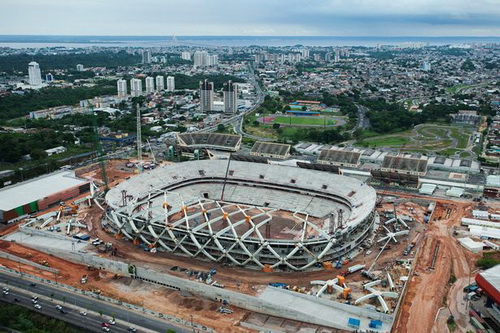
0,35,498,48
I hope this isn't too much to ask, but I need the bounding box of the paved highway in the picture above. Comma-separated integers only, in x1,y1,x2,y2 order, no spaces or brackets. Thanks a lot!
0,271,188,333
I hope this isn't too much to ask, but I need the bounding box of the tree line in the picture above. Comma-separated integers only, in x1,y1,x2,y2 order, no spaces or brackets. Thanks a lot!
0,79,116,122
0,51,140,73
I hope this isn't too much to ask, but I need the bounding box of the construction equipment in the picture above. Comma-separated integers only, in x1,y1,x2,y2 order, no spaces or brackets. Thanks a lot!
92,110,109,192
81,275,88,284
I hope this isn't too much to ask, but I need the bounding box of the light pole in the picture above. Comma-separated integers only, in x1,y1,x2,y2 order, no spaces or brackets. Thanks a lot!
19,167,24,182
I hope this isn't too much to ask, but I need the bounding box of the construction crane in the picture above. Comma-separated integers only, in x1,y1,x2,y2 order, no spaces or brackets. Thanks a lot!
146,139,157,165
92,110,109,192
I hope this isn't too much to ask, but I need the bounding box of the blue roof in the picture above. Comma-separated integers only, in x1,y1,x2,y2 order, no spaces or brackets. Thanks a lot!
348,318,361,327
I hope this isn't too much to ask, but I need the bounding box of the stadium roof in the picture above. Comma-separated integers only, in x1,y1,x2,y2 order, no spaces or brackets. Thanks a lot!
476,264,500,305
177,133,242,151
318,149,361,165
0,171,87,211
250,141,290,158
381,155,428,173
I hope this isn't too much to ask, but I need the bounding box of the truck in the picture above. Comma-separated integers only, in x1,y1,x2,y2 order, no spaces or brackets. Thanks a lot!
347,264,365,274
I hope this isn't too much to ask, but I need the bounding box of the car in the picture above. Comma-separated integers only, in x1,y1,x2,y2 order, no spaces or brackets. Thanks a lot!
80,311,88,316
14,298,20,302
32,296,38,300
55,305,62,310
34,304,41,309
101,327,110,332
2,287,9,291
127,327,137,332
60,309,68,314
102,323,110,328
108,319,116,325
31,299,38,304
30,282,36,287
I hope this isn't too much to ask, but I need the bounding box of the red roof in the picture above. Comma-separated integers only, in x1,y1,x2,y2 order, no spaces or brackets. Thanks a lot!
476,265,500,305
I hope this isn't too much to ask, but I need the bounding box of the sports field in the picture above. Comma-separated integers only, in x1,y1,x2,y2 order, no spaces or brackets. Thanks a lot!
273,116,337,126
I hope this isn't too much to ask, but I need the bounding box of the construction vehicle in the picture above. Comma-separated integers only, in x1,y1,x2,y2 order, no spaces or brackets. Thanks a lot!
81,275,88,284
335,258,343,269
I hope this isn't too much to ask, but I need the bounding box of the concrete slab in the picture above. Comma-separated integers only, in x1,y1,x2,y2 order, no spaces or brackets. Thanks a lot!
4,231,88,252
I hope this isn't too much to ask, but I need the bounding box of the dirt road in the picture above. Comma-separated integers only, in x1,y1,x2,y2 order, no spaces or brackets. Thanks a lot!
393,200,478,333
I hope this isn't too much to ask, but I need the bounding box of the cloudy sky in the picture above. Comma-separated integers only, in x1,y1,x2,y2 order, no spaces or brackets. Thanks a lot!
1,0,499,36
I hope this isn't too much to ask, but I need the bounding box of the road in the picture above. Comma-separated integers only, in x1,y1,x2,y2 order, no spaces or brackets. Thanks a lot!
349,103,370,135
197,63,270,142
0,271,188,333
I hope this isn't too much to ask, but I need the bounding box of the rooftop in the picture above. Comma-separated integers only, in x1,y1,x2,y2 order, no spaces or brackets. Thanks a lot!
0,171,87,211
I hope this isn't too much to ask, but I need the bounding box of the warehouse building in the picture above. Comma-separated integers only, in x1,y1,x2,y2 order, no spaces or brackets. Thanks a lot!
0,171,89,223
475,265,500,327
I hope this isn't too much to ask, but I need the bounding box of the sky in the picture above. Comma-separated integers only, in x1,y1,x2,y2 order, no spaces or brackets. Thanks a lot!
1,0,499,36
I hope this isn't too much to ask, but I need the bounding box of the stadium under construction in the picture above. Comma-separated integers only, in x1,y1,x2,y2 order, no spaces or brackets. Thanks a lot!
105,159,377,271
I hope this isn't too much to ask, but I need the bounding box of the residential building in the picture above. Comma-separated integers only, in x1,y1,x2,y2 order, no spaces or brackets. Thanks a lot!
76,64,84,71
117,79,127,97
166,76,175,92
181,51,191,61
199,79,214,112
193,51,209,67
223,80,238,114
208,55,219,66
145,76,155,94
130,78,143,97
45,73,54,82
155,75,165,91
142,50,152,64
28,61,42,86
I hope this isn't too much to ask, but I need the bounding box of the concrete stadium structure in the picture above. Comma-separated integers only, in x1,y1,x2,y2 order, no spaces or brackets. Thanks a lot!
105,160,377,271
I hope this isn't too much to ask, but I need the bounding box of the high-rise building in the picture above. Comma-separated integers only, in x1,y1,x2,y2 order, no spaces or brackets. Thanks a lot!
145,77,155,94
28,61,42,86
142,50,152,64
166,76,175,92
181,51,191,61
422,61,432,72
223,80,238,114
155,76,165,91
117,79,127,97
130,78,143,97
208,55,219,66
254,54,263,64
45,73,54,82
199,79,214,113
76,64,84,71
301,49,310,59
193,51,209,67
334,49,340,62
325,53,332,62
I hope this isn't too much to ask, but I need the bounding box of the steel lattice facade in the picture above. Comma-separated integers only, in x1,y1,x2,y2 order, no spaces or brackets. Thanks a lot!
105,160,377,271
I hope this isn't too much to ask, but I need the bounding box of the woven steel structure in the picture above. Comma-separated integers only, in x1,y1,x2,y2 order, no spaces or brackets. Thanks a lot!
105,160,377,271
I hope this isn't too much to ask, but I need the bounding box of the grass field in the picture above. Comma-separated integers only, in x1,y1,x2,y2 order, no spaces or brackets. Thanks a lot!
272,116,337,126
355,123,475,157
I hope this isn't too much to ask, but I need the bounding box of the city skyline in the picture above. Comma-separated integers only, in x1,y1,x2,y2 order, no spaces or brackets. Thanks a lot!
0,0,499,37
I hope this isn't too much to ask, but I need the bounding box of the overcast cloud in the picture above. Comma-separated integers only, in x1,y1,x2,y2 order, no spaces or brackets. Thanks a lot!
0,0,499,36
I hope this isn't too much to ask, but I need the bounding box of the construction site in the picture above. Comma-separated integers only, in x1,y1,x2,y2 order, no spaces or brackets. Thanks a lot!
0,132,499,332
